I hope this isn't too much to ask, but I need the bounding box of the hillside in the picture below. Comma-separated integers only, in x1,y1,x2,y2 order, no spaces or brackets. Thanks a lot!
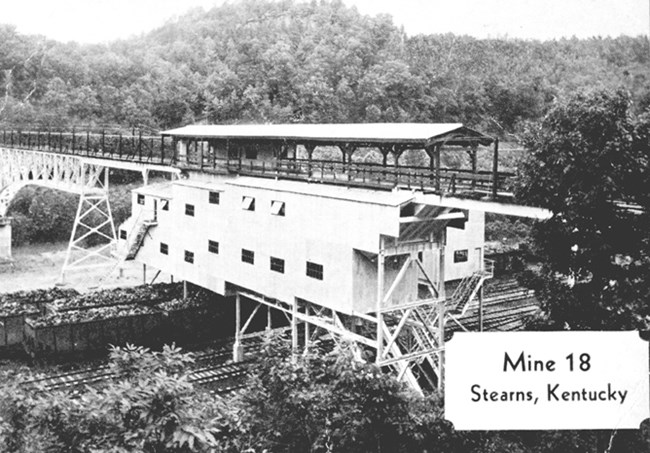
0,0,648,136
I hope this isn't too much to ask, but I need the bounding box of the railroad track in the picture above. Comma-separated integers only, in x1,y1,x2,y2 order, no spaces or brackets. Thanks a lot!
21,286,539,394
23,336,265,394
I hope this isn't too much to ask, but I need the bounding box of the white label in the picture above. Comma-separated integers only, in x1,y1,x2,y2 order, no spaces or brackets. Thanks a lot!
445,331,649,430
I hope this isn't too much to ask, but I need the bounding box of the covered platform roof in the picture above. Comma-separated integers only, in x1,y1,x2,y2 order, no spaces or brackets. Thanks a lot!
161,123,494,147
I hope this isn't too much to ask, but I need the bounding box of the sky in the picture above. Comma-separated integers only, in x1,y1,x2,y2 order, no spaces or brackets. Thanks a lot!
1,0,648,44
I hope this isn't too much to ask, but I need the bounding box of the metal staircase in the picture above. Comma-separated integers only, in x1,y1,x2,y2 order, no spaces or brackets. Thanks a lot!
125,219,157,260
94,210,156,287
447,259,494,316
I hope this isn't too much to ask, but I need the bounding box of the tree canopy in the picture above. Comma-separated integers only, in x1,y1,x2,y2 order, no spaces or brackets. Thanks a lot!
517,89,650,330
1,0,649,134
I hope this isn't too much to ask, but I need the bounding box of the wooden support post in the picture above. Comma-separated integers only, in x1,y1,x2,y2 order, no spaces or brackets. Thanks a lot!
183,280,188,300
438,299,445,389
492,138,499,200
434,144,441,194
160,135,165,163
438,230,446,300
233,293,244,362
376,237,385,363
266,305,272,331
470,145,477,192
142,263,147,285
478,285,484,332
138,130,143,162
305,144,315,177
304,305,310,350
292,298,298,358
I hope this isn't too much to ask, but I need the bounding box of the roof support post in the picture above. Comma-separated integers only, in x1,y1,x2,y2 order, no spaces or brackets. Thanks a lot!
428,144,441,194
468,144,478,192
305,143,315,177
492,138,499,200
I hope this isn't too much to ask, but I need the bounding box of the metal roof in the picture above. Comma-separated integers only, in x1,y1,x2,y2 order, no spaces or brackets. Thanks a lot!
161,123,493,147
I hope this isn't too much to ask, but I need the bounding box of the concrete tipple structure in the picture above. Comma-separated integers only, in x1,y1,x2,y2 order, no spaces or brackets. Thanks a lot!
0,124,550,393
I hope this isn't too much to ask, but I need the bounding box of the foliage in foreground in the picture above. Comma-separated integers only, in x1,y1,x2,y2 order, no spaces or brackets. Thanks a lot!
0,339,648,452
516,88,650,331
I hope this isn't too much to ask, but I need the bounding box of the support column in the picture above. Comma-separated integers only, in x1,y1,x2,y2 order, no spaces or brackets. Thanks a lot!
183,280,188,300
59,166,117,285
233,293,244,362
492,138,499,200
142,263,147,285
0,217,12,262
304,306,310,350
438,230,446,300
478,285,484,332
266,305,272,331
376,237,385,364
291,298,299,358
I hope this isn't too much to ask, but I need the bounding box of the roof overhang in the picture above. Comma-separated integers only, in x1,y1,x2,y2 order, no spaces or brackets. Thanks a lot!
161,123,494,148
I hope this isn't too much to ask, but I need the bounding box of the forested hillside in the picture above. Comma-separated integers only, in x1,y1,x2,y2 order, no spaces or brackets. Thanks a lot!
1,0,649,136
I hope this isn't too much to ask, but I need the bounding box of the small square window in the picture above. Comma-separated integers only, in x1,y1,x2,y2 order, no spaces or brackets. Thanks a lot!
306,261,323,280
208,240,219,254
137,194,145,205
242,196,255,211
241,249,254,264
271,200,285,216
185,204,195,216
270,257,285,273
161,199,169,211
119,229,127,240
209,191,220,204
160,243,168,255
184,250,194,264
453,249,469,263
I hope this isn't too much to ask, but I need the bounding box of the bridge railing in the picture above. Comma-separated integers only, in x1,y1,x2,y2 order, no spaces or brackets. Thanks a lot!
0,129,516,197
224,157,514,195
0,130,176,166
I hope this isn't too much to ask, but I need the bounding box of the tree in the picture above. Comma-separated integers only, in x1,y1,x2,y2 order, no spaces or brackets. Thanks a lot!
516,88,650,330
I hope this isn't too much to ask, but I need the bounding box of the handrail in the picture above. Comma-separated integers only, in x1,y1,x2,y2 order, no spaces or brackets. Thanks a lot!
0,129,515,198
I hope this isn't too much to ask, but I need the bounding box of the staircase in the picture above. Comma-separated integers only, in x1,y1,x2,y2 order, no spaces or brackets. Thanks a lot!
94,210,156,288
125,220,157,260
447,259,494,316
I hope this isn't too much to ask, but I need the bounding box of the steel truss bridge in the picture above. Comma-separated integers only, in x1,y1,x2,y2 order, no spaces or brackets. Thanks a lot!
0,131,179,281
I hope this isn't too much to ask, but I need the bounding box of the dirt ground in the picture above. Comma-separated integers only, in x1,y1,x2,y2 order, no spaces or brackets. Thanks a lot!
0,241,171,293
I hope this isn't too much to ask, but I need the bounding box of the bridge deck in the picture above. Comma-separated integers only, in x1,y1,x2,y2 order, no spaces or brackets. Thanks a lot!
0,129,515,199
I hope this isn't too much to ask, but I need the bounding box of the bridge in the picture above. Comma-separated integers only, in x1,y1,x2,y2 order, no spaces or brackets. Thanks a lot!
0,130,180,280
0,123,550,393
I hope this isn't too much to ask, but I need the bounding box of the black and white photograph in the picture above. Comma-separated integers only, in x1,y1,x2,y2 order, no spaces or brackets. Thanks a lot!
0,0,649,451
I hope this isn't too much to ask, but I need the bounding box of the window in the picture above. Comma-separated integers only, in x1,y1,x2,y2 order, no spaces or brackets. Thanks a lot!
270,257,285,273
271,200,285,216
119,229,127,240
208,240,219,254
306,261,324,280
241,196,255,211
209,191,220,204
160,242,168,255
137,194,145,205
454,249,469,263
161,199,169,211
184,250,194,264
185,203,195,216
241,249,254,264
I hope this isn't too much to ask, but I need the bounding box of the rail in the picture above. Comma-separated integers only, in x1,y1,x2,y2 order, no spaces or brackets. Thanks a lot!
0,129,175,166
